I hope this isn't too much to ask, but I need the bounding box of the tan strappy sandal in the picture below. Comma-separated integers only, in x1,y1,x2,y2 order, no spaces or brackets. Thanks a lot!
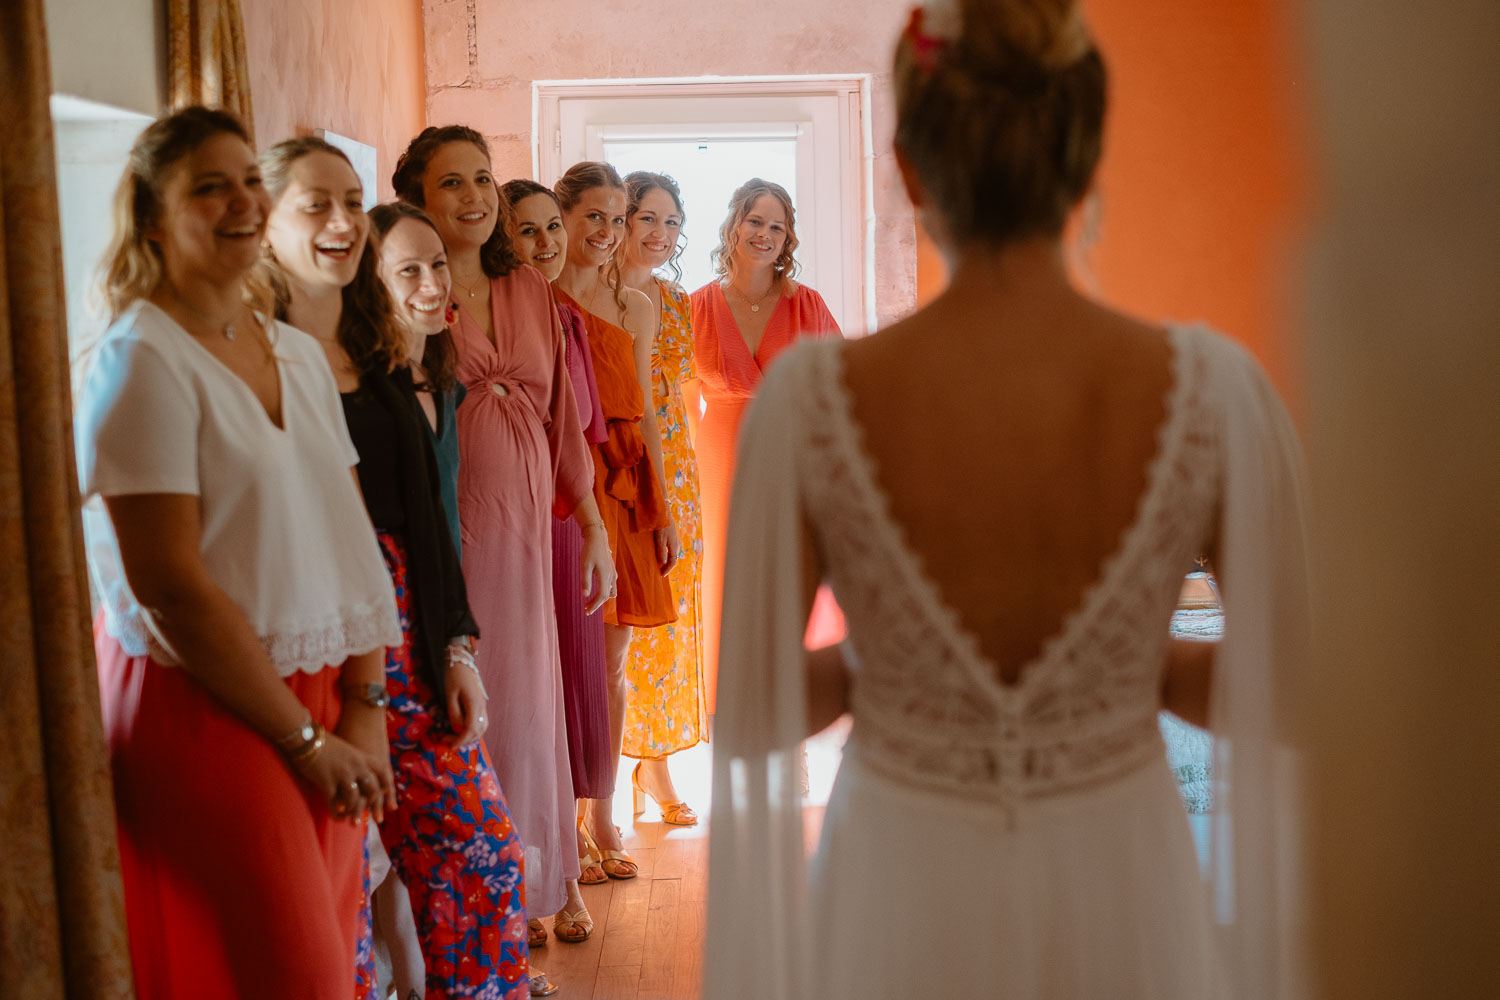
553,905,594,943
578,823,608,885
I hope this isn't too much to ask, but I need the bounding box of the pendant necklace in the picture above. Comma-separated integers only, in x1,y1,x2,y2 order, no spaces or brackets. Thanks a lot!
173,290,238,340
732,280,778,314
452,271,483,299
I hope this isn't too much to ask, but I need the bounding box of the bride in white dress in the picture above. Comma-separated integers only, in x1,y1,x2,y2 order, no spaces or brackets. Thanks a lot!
704,1,1311,998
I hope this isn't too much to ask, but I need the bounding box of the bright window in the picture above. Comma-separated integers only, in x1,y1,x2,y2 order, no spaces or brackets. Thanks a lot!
535,77,874,334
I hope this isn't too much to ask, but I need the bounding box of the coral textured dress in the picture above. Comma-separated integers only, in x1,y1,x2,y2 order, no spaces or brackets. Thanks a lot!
622,279,707,758
450,267,595,918
689,281,843,711
555,287,676,628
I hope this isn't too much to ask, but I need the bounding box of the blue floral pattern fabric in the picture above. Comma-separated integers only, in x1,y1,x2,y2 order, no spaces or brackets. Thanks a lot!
375,531,530,999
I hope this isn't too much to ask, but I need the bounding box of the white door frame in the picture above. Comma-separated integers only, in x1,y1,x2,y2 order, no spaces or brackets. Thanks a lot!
534,75,876,335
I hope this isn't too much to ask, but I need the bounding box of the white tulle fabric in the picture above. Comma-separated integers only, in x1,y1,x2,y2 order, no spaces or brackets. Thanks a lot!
705,326,1310,999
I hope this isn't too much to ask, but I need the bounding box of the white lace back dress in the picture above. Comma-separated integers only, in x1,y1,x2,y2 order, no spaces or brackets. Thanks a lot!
705,326,1311,1000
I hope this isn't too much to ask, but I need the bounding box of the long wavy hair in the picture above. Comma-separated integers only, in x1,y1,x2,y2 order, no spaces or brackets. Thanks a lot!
392,125,523,278
624,170,687,283
368,200,459,393
711,177,800,289
97,105,274,323
257,136,405,377
553,161,629,315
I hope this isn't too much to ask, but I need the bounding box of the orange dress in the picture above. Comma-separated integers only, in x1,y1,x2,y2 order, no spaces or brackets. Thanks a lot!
556,287,676,628
689,281,843,712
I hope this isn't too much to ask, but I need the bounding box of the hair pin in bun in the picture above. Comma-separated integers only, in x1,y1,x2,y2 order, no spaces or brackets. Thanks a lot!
904,1,960,71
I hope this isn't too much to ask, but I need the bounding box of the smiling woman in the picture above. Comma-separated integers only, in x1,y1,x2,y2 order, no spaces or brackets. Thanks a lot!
77,106,402,999
690,177,844,714
392,126,618,1000
259,137,529,1000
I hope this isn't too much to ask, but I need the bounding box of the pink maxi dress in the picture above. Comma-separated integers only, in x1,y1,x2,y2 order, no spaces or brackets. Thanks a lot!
451,266,595,917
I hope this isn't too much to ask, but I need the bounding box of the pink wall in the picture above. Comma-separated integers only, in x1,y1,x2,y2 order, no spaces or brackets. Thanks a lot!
242,0,428,201
422,0,919,325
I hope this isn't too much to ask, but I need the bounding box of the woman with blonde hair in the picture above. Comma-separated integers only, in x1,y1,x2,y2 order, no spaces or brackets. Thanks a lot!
78,106,400,998
552,161,680,884
704,1,1310,997
616,169,706,823
689,178,843,715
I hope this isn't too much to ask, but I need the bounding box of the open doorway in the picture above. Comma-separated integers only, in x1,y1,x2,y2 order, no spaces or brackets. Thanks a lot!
535,76,874,333
602,132,797,296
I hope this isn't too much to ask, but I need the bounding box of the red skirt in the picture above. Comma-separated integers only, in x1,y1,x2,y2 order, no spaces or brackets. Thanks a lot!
97,618,365,999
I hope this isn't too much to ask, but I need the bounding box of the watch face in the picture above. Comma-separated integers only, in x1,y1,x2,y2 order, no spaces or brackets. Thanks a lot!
298,722,317,744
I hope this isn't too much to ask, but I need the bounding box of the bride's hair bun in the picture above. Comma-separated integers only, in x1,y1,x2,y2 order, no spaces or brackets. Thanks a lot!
894,0,1106,246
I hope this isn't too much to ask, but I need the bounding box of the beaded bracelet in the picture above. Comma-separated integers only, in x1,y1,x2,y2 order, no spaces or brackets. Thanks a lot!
446,643,489,697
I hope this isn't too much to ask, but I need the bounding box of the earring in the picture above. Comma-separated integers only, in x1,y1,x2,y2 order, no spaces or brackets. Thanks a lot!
444,302,458,326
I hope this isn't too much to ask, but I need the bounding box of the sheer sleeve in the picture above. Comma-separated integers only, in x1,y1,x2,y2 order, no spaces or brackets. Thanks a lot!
1203,331,1313,1000
704,346,817,1000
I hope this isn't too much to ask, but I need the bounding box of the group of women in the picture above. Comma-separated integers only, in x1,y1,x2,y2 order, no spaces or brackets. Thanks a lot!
77,0,1310,997
77,100,840,999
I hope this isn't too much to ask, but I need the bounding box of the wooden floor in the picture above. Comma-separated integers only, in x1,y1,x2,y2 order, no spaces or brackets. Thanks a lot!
533,810,708,1000
531,726,846,1000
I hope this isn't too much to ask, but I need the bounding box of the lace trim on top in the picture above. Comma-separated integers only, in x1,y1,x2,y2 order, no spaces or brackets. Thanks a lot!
103,599,401,677
799,328,1220,818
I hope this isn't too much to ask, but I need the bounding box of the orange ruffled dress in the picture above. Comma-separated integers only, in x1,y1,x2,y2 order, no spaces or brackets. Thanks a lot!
556,287,677,628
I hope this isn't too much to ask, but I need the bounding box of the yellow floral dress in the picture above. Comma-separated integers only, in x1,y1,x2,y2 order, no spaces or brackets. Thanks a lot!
623,279,707,758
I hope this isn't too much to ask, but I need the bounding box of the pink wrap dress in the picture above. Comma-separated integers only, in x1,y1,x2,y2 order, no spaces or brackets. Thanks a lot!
450,266,595,917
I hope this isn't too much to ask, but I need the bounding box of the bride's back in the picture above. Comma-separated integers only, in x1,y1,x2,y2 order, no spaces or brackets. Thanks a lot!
840,270,1186,686
834,0,1192,686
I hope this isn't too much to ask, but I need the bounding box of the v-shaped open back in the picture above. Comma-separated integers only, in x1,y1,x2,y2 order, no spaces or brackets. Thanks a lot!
798,329,1220,808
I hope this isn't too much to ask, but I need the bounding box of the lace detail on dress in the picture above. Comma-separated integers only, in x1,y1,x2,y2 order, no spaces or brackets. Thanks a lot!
107,599,402,677
797,329,1221,820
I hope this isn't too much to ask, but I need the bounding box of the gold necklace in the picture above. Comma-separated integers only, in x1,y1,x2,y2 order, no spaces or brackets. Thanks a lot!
730,279,779,314
451,270,486,299
167,285,241,339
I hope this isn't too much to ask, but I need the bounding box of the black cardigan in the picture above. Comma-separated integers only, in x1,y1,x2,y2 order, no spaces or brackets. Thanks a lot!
342,366,478,704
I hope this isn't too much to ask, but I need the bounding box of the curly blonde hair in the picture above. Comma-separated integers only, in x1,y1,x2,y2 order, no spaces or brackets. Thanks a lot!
710,178,799,289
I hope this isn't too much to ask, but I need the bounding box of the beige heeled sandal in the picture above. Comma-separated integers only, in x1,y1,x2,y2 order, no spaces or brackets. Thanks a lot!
631,761,699,826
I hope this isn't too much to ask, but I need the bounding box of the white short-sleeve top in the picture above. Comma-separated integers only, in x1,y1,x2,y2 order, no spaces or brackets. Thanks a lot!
75,300,401,677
